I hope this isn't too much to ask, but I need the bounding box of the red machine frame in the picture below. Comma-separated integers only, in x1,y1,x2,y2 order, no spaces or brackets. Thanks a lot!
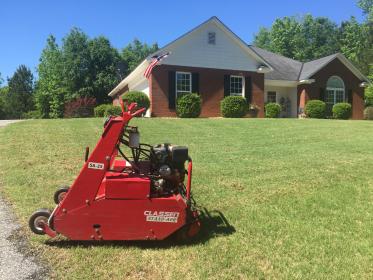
33,101,200,241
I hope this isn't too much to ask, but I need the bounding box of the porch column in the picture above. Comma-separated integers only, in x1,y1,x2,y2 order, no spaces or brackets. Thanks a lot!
297,86,309,117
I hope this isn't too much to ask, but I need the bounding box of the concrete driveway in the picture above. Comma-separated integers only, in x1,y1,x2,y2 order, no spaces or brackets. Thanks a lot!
0,120,23,127
0,120,46,280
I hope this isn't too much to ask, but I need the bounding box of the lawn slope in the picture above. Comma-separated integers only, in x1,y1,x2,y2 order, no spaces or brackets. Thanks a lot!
0,118,373,279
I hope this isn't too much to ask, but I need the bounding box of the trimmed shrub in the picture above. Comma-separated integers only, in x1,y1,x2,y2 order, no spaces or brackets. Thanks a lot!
104,105,122,117
122,91,150,114
22,110,41,119
305,100,326,119
94,104,110,117
265,103,281,118
220,96,247,118
64,97,96,118
332,103,352,119
364,106,373,120
176,93,202,118
365,86,373,107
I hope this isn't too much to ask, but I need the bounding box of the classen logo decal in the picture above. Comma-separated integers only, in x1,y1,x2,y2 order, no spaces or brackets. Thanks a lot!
144,211,179,223
88,162,104,170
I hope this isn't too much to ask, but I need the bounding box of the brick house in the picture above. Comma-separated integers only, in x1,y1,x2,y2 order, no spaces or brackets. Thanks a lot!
109,17,369,119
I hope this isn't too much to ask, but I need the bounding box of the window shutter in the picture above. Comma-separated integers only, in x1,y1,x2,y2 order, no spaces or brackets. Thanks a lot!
224,75,230,97
319,88,325,101
192,73,199,94
348,89,353,104
168,71,176,109
245,76,252,104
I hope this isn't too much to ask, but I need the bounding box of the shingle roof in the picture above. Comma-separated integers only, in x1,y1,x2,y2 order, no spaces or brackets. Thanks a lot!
298,54,338,80
249,46,303,81
248,46,349,82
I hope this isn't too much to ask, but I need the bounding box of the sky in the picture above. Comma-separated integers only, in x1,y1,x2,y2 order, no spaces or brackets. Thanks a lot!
0,0,365,82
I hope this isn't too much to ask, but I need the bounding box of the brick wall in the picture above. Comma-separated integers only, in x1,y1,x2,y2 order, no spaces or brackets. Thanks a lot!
297,58,365,119
150,64,264,117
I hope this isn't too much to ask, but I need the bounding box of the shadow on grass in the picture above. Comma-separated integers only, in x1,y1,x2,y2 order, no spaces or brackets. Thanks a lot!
44,208,235,249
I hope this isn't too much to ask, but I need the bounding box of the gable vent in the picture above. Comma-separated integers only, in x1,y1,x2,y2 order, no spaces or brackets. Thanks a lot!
208,32,216,45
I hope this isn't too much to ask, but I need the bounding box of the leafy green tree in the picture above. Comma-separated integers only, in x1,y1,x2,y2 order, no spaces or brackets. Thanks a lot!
88,36,121,104
253,27,271,50
358,0,373,19
0,86,8,119
0,72,3,86
357,0,373,101
62,28,91,99
35,35,65,118
35,30,125,117
254,15,339,61
297,15,340,61
121,39,158,75
6,65,34,118
365,65,373,106
340,17,370,74
269,17,302,59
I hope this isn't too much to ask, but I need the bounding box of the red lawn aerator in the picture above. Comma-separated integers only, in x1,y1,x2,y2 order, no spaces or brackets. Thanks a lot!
29,101,200,241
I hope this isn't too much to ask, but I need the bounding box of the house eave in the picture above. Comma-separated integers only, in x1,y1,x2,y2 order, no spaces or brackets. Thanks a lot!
108,60,149,97
145,16,274,73
302,53,370,82
265,79,298,87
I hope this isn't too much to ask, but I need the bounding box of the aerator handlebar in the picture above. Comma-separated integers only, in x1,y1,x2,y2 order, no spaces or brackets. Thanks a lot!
186,157,192,205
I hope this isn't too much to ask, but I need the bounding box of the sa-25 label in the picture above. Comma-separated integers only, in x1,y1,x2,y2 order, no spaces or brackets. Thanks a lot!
88,162,104,170
144,211,179,223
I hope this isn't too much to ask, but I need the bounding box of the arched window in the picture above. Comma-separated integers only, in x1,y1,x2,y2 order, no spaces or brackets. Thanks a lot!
325,76,345,113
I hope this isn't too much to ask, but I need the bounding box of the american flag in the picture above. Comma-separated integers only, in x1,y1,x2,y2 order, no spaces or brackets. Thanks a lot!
144,52,170,79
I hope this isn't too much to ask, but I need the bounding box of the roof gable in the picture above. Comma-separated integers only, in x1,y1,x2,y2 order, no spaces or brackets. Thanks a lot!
300,53,369,82
151,17,272,72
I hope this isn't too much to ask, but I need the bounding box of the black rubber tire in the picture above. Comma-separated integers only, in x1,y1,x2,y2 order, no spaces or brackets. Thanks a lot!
53,186,69,204
29,209,51,235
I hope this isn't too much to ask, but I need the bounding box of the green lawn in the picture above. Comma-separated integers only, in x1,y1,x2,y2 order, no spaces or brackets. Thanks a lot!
1,118,373,279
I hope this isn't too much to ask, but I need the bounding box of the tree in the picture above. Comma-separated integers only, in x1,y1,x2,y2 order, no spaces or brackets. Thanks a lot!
358,0,373,19
35,35,65,118
363,63,373,107
268,17,302,59
0,86,8,119
297,15,340,61
87,36,121,104
121,39,158,75
35,30,125,117
357,0,373,103
6,65,34,118
62,28,91,99
0,72,3,86
340,17,370,74
253,28,271,50
254,15,340,61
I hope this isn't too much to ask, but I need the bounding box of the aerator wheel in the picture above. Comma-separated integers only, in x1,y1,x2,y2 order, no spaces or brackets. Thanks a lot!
29,209,51,235
53,186,70,204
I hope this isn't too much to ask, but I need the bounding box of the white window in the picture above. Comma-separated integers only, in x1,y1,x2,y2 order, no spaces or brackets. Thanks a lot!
176,72,191,97
325,76,345,113
230,75,244,96
267,91,277,103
